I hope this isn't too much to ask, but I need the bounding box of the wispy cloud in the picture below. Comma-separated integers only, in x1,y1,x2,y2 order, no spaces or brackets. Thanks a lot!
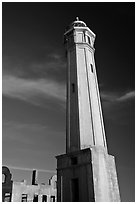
3,165,56,174
3,120,47,130
101,92,118,102
117,91,135,102
29,58,66,83
101,90,135,124
3,119,65,147
3,73,134,109
3,74,66,106
3,52,66,83
101,90,135,103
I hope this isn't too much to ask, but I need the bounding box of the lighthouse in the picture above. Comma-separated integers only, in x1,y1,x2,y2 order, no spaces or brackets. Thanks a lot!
56,18,120,202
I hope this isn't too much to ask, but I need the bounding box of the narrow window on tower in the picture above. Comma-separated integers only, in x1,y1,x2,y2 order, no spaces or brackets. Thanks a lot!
87,36,91,45
91,64,93,73
72,83,75,93
83,32,86,42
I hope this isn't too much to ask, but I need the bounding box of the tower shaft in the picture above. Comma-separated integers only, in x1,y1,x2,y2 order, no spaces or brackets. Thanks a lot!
56,18,120,202
66,27,107,152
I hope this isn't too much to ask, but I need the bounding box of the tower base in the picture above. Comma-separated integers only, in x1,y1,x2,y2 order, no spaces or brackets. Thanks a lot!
56,147,120,202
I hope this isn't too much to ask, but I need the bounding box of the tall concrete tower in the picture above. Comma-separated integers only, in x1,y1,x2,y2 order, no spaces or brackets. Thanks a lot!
56,18,120,202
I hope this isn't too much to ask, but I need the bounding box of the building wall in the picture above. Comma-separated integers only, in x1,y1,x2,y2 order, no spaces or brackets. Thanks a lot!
91,146,120,201
11,175,57,202
2,166,13,202
57,147,120,202
2,166,57,202
56,149,95,202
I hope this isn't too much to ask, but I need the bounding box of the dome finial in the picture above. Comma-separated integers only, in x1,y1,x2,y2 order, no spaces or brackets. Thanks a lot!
76,17,79,21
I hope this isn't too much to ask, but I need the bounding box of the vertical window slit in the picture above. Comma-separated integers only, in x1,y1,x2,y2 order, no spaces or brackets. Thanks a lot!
91,64,93,73
72,83,75,93
87,36,91,45
83,32,86,42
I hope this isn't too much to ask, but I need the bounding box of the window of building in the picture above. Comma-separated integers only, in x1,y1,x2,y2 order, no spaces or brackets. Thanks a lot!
91,64,93,73
50,196,56,202
71,178,79,201
4,193,11,202
2,174,5,183
55,181,57,189
21,194,27,202
33,194,38,202
72,83,75,93
87,36,91,45
71,157,78,165
42,195,47,202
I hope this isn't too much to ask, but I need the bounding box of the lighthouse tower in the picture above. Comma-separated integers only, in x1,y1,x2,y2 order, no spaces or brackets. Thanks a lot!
56,18,120,202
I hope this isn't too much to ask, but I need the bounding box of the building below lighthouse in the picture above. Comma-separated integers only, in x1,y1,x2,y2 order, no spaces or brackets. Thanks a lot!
56,18,121,202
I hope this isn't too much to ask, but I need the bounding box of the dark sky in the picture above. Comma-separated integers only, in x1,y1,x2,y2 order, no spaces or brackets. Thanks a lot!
2,2,135,201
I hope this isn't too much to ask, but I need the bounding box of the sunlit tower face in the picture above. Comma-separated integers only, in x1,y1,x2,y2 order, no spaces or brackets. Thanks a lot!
56,18,120,202
64,18,107,153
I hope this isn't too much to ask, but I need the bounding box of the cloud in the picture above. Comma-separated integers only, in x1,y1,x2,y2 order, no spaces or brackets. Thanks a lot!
3,74,66,106
3,119,65,148
101,92,118,102
3,120,47,130
3,52,67,83
101,90,135,123
117,91,135,102
30,60,66,82
2,165,56,173
3,72,134,109
101,90,135,124
101,90,135,103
